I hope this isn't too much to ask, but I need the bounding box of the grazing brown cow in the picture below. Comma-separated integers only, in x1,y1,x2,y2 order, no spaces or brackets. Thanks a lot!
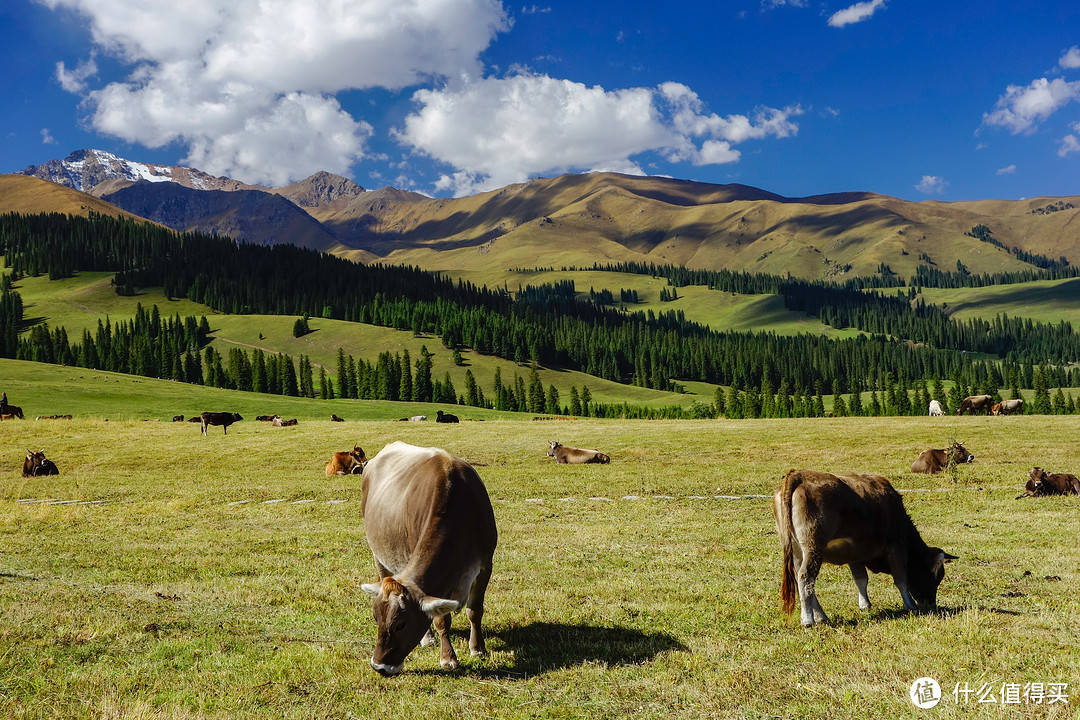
23,449,59,477
361,441,497,676
331,414,345,422
990,399,1024,416
956,394,993,415
324,445,368,476
547,440,610,464
255,414,279,422
774,468,955,627
172,415,184,422
435,410,459,423
200,411,243,435
910,442,974,474
1016,467,1080,499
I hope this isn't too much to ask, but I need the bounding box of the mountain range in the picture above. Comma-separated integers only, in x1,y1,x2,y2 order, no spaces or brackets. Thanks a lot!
10,149,1080,279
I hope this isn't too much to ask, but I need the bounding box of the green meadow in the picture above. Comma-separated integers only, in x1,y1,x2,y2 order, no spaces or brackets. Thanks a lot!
919,277,1080,326
1,367,1078,719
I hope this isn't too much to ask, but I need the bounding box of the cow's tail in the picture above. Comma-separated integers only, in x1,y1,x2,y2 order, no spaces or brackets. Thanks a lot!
777,468,801,617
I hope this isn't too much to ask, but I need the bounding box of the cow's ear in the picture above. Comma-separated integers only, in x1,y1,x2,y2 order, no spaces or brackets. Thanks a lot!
943,552,959,561
420,596,460,618
361,583,381,598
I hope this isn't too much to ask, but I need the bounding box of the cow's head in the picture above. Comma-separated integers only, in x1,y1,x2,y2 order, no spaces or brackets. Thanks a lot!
24,449,47,474
908,547,958,609
350,445,368,474
361,577,459,676
949,442,974,465
548,441,561,456
232,412,244,422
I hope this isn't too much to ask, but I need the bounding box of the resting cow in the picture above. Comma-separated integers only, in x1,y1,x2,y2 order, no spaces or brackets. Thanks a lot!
435,410,459,423
361,441,497,676
200,411,243,435
188,416,202,423
271,417,298,427
956,394,993,415
548,440,610,464
910,442,974,474
325,445,368,476
774,468,955,627
255,414,279,422
331,414,345,422
1016,467,1080,499
991,399,1024,416
927,400,944,417
23,449,59,477
172,415,184,422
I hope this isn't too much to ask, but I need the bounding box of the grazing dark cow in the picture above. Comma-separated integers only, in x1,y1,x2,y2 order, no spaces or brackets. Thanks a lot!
774,468,955,627
172,415,184,422
547,440,610,464
325,445,368,476
956,394,993,415
361,441,497,676
255,414,279,422
910,442,974,474
22,449,59,477
1,405,24,420
1016,467,1080,499
435,410,459,423
991,399,1024,416
331,414,345,422
200,411,243,435
271,417,298,427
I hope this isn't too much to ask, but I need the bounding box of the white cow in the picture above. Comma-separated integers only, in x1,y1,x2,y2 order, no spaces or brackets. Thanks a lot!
928,400,944,417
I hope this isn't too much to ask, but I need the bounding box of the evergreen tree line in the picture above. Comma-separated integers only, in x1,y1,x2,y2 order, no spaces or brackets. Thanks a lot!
2,211,1076,400
779,279,1080,364
966,224,1070,272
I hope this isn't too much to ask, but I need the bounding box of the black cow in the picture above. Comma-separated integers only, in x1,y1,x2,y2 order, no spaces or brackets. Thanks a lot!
200,411,243,435
435,410,460,424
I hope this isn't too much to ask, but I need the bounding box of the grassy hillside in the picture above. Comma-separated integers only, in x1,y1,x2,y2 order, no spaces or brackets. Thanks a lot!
325,172,1079,281
1,414,1078,718
6,269,712,409
0,174,146,220
453,268,863,338
919,277,1080,326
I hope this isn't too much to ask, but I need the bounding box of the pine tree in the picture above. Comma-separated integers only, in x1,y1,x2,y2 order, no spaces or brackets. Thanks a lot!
400,349,413,401
1033,365,1051,414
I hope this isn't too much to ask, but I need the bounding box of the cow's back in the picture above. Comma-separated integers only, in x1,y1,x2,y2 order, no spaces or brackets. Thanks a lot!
362,442,496,576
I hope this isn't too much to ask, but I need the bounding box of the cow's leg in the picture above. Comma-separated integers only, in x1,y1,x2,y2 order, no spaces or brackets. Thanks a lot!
796,554,829,626
466,566,492,657
431,612,459,670
849,563,871,611
887,548,918,611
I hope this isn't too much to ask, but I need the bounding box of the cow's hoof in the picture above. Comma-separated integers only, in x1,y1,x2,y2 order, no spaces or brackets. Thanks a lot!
420,630,437,647
440,657,459,670
470,648,487,658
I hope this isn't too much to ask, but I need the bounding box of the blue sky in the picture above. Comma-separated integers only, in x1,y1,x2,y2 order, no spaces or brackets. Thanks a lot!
1,0,1078,200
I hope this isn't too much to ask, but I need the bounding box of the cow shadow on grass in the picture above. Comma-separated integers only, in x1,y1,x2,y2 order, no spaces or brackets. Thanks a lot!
829,604,968,628
422,621,687,678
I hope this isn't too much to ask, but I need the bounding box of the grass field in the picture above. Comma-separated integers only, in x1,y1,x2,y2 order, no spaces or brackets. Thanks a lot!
2,371,1078,718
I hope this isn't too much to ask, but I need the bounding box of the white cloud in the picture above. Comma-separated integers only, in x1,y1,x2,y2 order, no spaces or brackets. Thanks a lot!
827,0,886,28
42,0,509,185
1060,46,1080,70
983,77,1080,134
55,55,98,93
762,0,807,8
398,74,801,195
996,164,1016,175
1060,123,1080,157
915,175,947,195
40,128,58,145
521,4,550,13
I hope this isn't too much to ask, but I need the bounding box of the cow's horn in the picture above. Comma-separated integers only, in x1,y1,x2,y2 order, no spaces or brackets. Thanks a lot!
943,552,959,561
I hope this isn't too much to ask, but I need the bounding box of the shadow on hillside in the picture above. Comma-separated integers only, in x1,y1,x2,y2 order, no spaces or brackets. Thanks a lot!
943,278,1080,317
415,621,687,679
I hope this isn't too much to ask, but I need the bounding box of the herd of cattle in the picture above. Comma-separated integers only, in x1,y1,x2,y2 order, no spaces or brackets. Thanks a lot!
11,392,1078,675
